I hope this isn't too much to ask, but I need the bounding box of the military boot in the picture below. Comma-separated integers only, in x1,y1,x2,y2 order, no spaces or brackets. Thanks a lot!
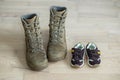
47,6,67,61
21,13,48,71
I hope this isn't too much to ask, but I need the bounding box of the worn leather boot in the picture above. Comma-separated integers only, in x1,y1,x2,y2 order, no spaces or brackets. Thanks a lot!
21,13,48,71
47,6,67,62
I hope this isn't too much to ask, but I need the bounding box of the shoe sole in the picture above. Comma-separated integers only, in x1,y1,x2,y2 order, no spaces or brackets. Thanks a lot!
71,61,84,68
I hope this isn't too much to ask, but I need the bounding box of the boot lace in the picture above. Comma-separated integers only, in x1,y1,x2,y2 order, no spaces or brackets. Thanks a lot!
50,14,66,44
22,20,45,54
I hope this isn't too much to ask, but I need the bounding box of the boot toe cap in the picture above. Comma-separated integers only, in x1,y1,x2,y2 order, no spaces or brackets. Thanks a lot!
27,59,48,71
48,50,66,62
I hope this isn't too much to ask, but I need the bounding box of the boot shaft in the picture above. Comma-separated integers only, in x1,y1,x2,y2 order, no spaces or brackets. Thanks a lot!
21,14,40,37
21,13,44,52
49,6,67,44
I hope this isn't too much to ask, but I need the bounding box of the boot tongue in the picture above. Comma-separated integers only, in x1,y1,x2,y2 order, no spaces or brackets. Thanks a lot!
56,9,66,15
25,16,37,23
53,7,66,16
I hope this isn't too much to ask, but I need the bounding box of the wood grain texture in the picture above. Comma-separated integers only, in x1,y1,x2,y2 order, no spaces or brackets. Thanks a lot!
0,0,120,80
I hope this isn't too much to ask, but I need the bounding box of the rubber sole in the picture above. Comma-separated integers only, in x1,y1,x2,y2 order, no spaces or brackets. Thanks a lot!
71,61,84,68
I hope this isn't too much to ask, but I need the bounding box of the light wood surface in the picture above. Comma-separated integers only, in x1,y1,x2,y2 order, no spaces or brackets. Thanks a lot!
0,0,120,80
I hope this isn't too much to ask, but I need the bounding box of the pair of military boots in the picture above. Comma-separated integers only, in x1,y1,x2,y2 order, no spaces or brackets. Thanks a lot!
21,6,67,71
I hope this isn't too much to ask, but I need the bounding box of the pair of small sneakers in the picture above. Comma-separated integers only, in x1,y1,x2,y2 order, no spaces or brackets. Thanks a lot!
71,42,101,68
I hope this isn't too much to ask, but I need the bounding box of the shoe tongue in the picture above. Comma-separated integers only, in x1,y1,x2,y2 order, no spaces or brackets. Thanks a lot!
25,15,37,23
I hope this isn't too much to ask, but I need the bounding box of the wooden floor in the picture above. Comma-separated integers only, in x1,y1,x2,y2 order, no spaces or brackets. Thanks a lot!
0,0,120,80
